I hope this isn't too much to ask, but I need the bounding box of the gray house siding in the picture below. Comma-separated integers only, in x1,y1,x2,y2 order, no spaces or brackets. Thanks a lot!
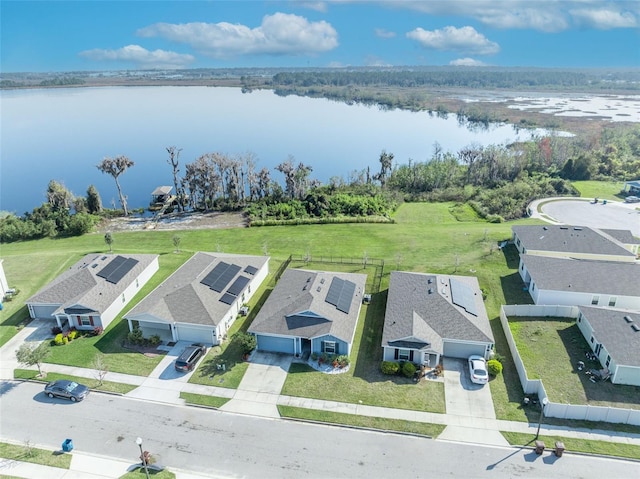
312,334,347,356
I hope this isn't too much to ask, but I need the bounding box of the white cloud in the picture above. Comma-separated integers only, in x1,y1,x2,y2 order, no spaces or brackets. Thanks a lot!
79,45,195,69
383,0,639,33
137,13,339,58
406,26,499,55
298,1,328,13
364,55,392,67
449,57,488,66
375,28,396,39
570,7,637,29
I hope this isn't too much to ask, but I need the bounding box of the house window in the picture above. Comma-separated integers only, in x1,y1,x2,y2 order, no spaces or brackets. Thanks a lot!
136,278,139,288
122,293,126,303
608,297,617,307
591,295,599,305
516,238,521,247
81,317,92,326
605,355,611,367
577,314,582,323
398,349,410,361
590,336,594,344
323,341,336,354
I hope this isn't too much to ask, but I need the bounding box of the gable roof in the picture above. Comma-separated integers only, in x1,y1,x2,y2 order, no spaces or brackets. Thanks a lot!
27,253,158,315
521,255,640,296
125,251,268,327
600,229,640,246
512,225,636,258
248,268,366,343
579,306,640,367
382,271,494,351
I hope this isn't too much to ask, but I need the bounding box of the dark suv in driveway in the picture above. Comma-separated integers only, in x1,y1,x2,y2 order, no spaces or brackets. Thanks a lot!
175,343,207,372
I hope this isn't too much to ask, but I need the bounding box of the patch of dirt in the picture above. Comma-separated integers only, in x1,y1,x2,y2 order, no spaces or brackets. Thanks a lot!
100,211,248,233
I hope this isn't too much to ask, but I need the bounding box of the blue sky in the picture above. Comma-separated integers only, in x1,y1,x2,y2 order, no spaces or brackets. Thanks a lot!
1,1,639,72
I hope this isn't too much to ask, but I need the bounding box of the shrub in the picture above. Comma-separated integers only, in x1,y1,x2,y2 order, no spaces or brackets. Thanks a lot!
320,352,329,363
310,352,318,361
337,355,350,367
68,330,77,341
487,359,503,376
402,361,417,378
93,326,104,336
148,334,162,346
54,333,65,346
127,328,144,345
492,352,506,364
381,361,400,375
232,331,257,355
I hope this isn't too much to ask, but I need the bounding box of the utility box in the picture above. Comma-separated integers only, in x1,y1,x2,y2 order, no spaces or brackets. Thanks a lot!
554,441,565,457
534,440,545,455
62,439,74,452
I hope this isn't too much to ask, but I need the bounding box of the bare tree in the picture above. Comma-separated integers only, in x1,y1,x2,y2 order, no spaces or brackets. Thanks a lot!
97,155,134,216
376,150,394,188
172,234,182,253
166,146,184,212
92,354,109,386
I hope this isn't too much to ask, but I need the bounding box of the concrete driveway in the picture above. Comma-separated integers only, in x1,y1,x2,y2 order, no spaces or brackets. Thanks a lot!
219,351,292,418
440,357,508,446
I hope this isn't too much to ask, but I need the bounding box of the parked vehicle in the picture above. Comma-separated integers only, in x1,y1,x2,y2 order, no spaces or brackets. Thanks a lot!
468,355,489,385
44,380,90,402
175,343,207,372
624,195,640,203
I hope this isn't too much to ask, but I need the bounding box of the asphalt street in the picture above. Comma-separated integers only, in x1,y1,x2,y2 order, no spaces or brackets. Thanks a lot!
2,381,639,479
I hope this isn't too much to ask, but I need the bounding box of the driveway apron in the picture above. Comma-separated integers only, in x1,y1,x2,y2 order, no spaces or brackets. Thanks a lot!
441,357,508,446
219,351,292,418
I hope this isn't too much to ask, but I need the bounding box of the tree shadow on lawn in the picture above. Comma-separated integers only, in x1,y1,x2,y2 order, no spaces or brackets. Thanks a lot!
557,324,640,408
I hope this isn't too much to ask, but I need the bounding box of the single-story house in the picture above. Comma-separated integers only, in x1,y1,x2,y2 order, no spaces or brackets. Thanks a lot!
512,225,637,262
381,271,494,366
576,306,640,386
26,253,159,331
519,254,640,310
125,252,269,345
248,268,367,357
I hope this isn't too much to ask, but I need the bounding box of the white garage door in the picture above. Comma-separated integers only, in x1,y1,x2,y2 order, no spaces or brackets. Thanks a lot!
177,325,213,344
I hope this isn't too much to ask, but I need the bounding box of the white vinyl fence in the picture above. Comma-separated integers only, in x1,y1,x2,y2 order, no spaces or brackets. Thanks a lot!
500,304,640,426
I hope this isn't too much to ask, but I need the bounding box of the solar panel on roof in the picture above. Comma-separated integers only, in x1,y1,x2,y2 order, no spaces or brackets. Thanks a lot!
227,276,250,296
106,257,139,284
97,255,126,279
325,277,344,306
200,262,230,288
219,293,236,305
211,264,241,292
449,278,478,316
336,280,356,314
244,265,258,275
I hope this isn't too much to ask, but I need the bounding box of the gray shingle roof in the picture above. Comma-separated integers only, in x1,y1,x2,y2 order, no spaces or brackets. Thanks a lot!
512,225,636,258
579,306,640,367
248,268,366,343
27,253,158,315
522,255,640,296
125,252,269,327
382,271,494,352
600,229,640,246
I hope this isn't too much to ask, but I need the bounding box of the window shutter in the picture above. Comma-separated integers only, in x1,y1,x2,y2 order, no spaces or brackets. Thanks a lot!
394,349,399,360
89,316,94,326
335,343,339,355
409,350,414,362
321,341,325,353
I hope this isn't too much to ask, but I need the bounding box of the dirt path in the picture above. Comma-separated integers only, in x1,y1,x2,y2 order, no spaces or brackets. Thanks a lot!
100,211,248,233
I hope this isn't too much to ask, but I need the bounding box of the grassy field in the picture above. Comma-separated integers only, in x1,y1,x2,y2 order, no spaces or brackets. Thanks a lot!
571,180,627,201
5,201,636,429
509,317,640,409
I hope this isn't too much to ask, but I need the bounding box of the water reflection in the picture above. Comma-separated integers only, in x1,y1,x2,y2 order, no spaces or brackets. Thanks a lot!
2,86,554,214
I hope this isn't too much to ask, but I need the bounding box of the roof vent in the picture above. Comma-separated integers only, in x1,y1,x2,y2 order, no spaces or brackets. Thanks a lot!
560,226,569,230
632,324,640,332
428,288,434,294
307,277,311,282
574,227,582,231
428,278,433,284
624,315,634,323
320,278,325,284
543,226,548,230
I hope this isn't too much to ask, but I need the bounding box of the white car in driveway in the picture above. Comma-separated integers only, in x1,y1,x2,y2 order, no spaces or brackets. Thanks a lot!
468,355,489,385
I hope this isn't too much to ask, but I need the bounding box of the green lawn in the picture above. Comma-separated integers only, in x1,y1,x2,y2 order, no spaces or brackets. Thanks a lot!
4,201,636,432
14,369,138,395
278,405,446,437
501,431,640,461
0,441,71,469
509,317,640,410
179,392,231,408
571,180,627,201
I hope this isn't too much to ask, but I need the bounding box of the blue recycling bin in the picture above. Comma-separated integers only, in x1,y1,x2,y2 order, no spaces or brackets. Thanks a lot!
62,439,74,452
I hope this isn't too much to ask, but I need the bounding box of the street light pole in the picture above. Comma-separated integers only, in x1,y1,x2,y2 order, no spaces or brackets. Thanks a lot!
136,437,150,479
535,397,549,439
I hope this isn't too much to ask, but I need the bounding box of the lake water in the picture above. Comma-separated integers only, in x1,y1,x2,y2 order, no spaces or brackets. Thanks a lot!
2,86,555,214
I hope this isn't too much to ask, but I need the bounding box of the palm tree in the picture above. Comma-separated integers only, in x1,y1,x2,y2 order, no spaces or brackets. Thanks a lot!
97,155,134,216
